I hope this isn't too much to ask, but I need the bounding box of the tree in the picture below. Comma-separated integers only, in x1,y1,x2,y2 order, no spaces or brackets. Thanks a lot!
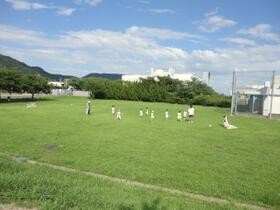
0,68,22,97
67,77,82,90
21,74,51,100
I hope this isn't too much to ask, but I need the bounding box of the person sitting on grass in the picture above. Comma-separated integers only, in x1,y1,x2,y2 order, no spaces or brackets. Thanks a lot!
116,109,122,120
112,105,116,115
139,108,143,118
165,109,169,120
177,110,182,122
85,100,91,115
151,110,155,121
223,115,237,129
187,105,195,123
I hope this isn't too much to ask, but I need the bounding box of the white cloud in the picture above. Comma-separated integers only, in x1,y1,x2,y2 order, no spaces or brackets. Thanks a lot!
139,0,149,4
5,0,48,10
56,8,76,16
198,11,236,33
146,9,175,14
221,37,256,46
238,24,280,42
126,26,204,42
5,0,76,16
73,0,103,6
0,24,280,93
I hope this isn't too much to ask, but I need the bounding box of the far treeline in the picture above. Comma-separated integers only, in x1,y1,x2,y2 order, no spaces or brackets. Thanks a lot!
68,76,231,107
0,68,50,100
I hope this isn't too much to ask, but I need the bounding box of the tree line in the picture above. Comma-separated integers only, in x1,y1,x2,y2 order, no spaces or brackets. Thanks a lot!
0,68,51,100
68,76,231,107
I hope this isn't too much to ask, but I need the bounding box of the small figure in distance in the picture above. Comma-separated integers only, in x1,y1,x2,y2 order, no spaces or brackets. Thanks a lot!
116,109,122,120
223,115,237,129
165,109,169,120
151,110,155,121
139,108,144,118
183,109,188,121
145,107,149,116
187,105,195,123
177,110,182,122
86,100,91,115
112,105,116,115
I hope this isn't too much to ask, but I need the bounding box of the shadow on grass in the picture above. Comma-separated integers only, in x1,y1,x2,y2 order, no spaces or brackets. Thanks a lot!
119,198,167,210
0,97,56,104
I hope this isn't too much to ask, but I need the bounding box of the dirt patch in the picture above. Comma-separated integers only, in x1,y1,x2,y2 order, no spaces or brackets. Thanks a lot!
0,204,36,210
42,144,59,152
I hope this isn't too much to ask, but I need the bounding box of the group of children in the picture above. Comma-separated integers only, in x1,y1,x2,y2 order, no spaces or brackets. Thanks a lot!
86,101,237,129
111,105,196,122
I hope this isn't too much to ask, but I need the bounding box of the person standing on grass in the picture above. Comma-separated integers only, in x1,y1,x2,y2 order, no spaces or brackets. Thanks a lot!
183,109,188,121
116,109,122,120
112,105,116,115
151,110,155,121
139,108,144,118
165,109,169,120
177,110,182,122
145,107,149,116
187,105,195,123
86,100,91,115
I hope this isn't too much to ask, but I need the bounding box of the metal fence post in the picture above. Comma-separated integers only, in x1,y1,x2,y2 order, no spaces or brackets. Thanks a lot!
269,71,275,119
230,71,236,115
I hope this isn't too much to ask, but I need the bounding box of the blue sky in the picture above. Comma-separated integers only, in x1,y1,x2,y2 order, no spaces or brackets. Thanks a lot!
0,0,280,93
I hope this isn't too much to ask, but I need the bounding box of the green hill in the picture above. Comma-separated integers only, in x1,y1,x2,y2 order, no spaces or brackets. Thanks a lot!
0,54,72,81
83,72,123,80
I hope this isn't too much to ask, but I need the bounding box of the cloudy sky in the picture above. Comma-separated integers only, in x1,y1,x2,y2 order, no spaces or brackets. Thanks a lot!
0,0,279,93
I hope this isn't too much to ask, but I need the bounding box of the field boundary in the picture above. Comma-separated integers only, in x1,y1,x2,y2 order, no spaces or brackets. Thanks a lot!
0,153,273,210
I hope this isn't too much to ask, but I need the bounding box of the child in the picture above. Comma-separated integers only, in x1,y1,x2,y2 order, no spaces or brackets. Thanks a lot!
223,115,237,129
165,109,169,120
112,105,116,115
187,105,195,123
116,109,122,120
151,110,155,121
85,100,91,115
177,110,182,121
145,107,149,116
139,109,144,118
183,110,187,121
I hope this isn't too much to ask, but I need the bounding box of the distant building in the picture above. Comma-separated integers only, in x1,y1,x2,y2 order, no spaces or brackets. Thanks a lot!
122,67,201,83
202,72,210,85
237,76,280,116
48,81,64,87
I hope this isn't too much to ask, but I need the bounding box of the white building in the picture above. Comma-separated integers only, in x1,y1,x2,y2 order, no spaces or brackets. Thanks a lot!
122,68,203,83
237,76,280,116
48,81,64,87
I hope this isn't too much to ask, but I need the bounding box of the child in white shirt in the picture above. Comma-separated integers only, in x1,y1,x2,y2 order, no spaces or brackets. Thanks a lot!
112,105,115,115
116,109,122,120
187,105,195,123
183,110,187,121
177,111,182,121
151,110,155,120
139,109,143,118
165,109,169,120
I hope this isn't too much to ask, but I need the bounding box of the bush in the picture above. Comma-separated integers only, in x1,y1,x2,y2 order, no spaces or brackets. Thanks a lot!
192,95,231,107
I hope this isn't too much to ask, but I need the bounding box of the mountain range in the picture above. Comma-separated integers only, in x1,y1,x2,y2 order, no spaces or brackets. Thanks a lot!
0,54,123,81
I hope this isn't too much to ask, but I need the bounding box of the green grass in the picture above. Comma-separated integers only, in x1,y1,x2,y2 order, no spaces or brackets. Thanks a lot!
0,96,279,209
0,156,240,210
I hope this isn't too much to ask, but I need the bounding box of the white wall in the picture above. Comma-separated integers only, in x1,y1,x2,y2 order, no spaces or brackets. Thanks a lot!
121,75,148,82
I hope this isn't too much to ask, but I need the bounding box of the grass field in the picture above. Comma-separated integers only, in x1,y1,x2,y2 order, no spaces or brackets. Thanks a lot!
0,96,279,209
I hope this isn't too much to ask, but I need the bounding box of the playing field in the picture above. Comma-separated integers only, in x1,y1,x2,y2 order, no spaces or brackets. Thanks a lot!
0,96,279,210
